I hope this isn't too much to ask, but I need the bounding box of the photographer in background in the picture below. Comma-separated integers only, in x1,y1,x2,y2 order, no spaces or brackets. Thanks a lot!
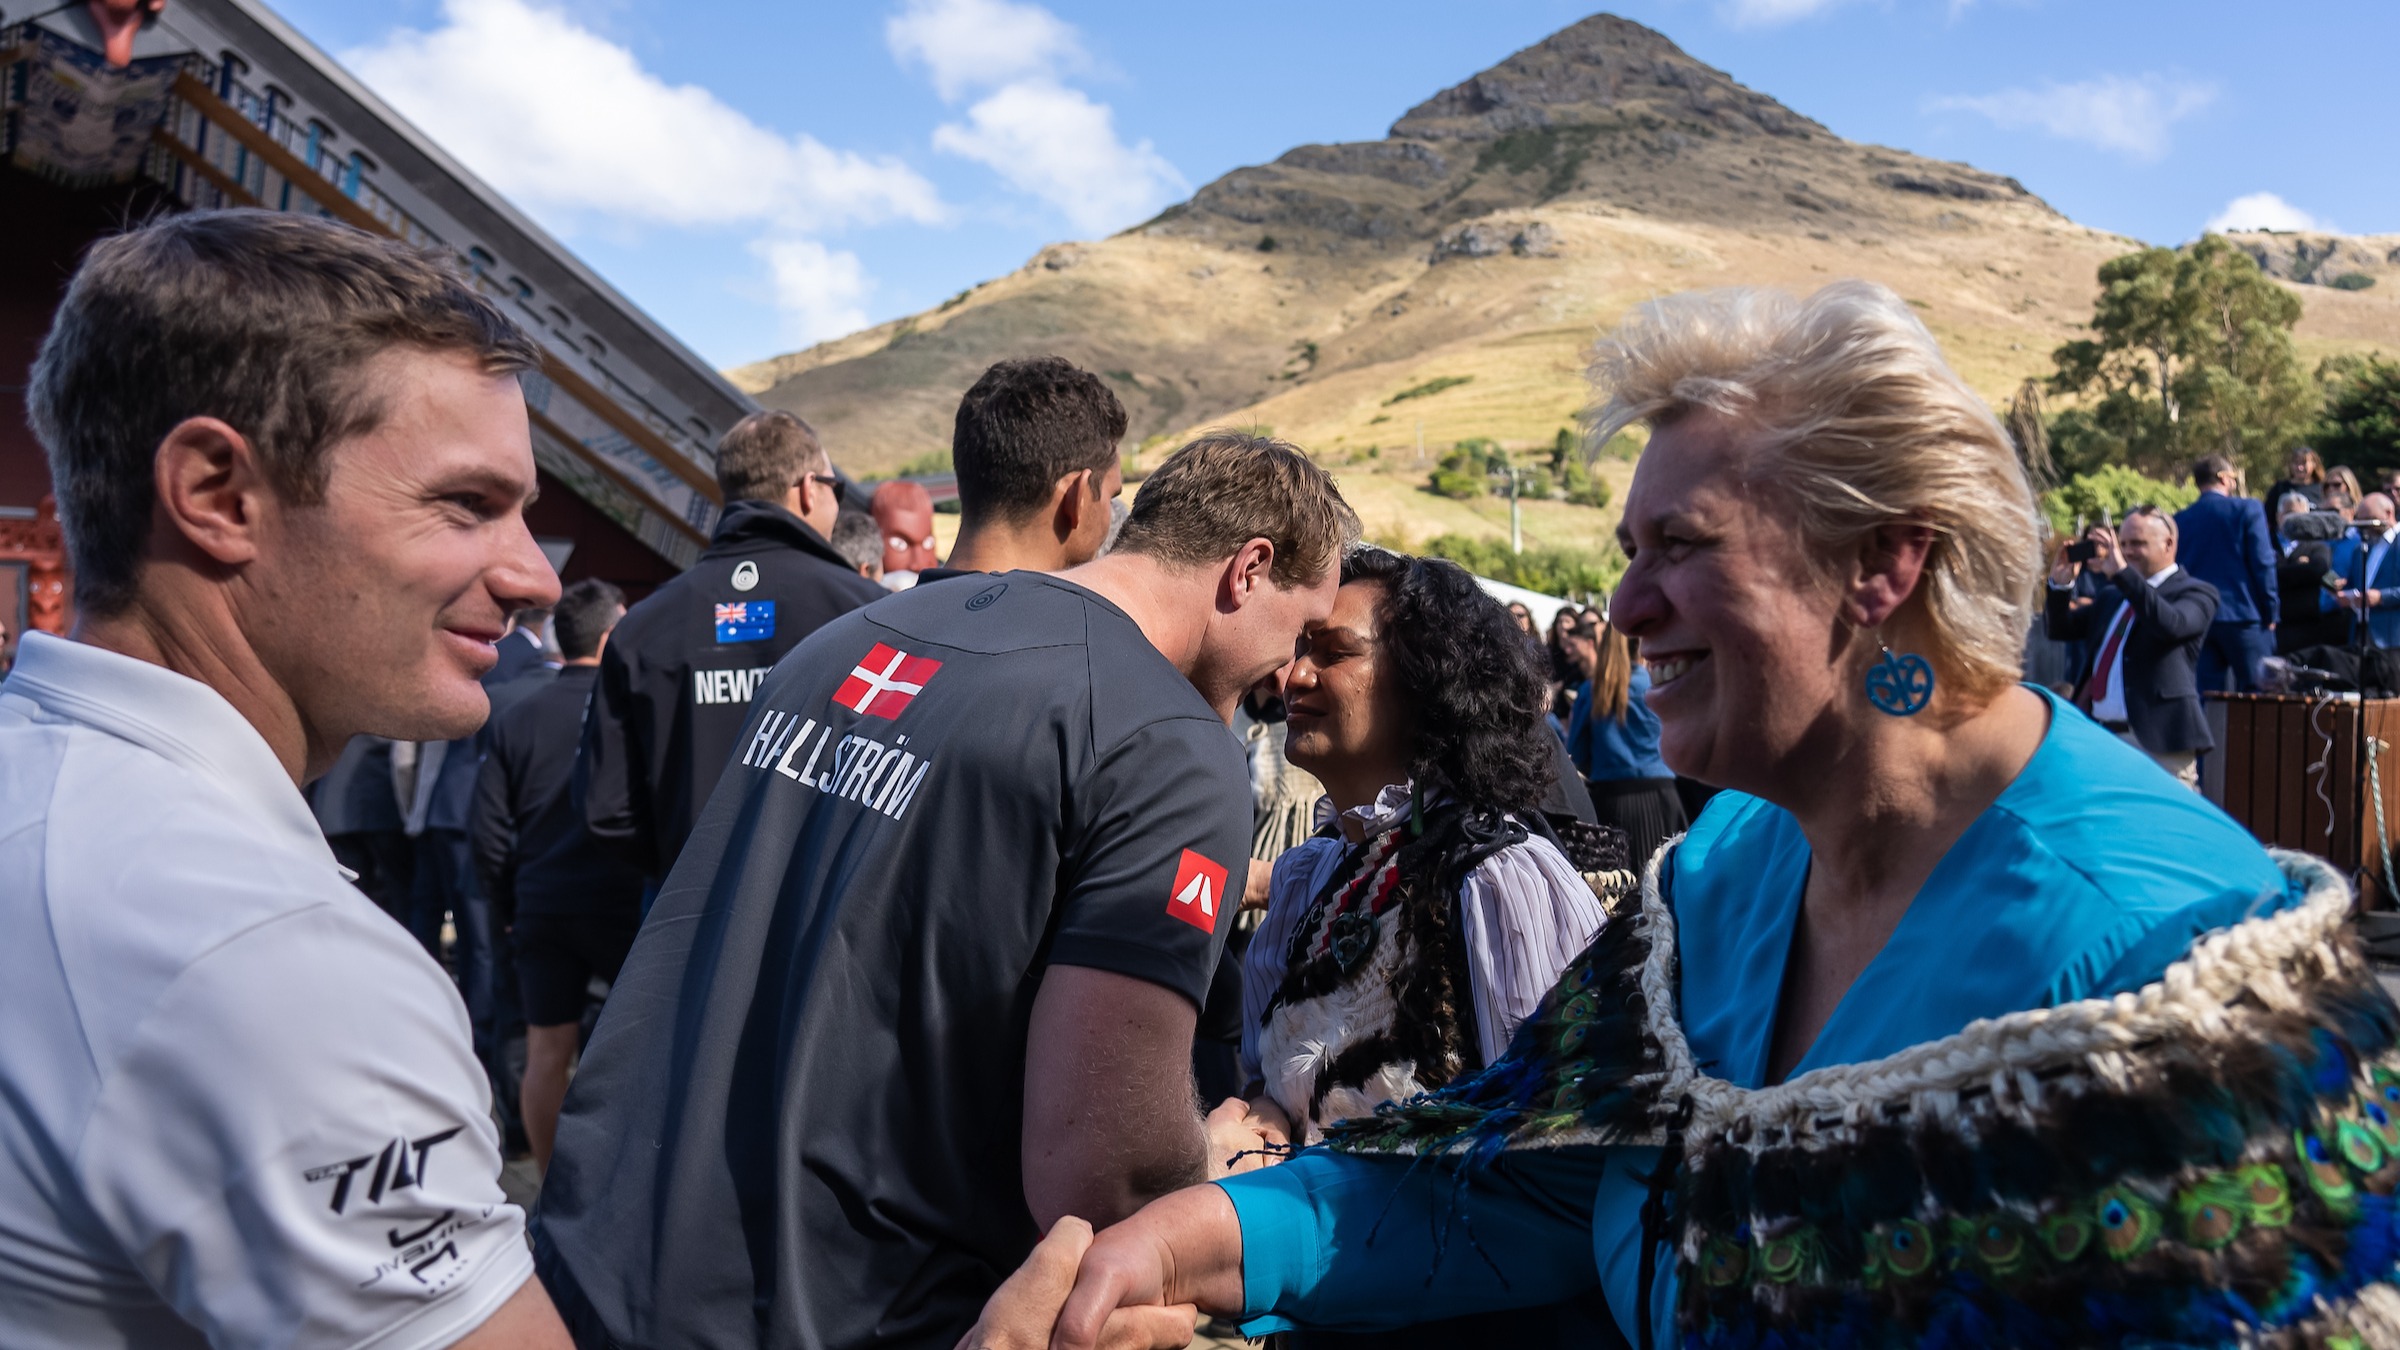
2047,508,2218,787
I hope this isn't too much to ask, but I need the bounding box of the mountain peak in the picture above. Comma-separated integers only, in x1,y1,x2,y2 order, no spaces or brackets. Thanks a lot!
1389,14,1825,143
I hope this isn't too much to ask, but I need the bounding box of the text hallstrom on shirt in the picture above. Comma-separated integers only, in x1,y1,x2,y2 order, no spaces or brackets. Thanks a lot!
736,642,942,822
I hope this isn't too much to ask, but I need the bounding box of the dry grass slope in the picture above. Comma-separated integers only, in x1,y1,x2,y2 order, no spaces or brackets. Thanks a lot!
726,14,2400,562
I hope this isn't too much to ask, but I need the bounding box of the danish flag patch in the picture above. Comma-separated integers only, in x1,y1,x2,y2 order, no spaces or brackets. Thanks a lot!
833,642,942,719
1165,849,1229,933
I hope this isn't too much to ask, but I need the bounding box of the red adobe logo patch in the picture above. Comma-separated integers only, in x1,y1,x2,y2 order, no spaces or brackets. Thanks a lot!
1165,849,1228,933
833,642,942,719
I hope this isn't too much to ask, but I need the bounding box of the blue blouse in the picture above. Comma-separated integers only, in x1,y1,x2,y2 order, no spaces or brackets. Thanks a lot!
1219,685,2295,1343
1566,668,1671,781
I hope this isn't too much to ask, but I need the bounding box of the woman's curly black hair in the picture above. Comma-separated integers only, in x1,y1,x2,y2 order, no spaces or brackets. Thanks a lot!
1339,548,1556,813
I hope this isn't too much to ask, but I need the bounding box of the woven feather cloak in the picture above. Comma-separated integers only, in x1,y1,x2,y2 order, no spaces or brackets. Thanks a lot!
1325,848,2400,1349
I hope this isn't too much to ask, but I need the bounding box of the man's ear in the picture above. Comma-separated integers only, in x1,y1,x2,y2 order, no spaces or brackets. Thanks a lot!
154,416,272,568
1051,468,1093,541
1845,522,1933,630
1218,537,1277,613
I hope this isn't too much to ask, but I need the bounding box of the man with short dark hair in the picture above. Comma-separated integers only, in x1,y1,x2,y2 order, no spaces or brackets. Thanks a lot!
922,357,1126,584
2174,454,2278,691
474,578,639,1175
1,210,570,1347
577,409,882,883
536,432,1358,1350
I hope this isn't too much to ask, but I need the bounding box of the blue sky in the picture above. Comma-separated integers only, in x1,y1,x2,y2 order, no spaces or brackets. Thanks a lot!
271,0,2400,370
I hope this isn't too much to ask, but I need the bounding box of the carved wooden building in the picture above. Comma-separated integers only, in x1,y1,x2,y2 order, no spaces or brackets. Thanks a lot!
1,0,756,659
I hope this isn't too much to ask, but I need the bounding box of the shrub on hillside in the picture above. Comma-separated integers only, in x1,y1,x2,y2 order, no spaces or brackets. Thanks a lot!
1386,375,1474,405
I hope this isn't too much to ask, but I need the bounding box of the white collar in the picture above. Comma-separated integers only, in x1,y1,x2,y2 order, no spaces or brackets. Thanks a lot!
1343,781,1418,836
2141,562,2180,588
2,631,334,866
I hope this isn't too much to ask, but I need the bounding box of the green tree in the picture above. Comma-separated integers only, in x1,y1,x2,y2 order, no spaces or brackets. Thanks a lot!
1419,533,1624,597
2037,466,2198,537
1559,457,1612,509
2316,354,2400,481
2047,235,2316,480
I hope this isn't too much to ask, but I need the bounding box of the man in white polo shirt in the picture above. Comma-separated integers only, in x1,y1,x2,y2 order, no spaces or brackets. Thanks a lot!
0,210,572,1347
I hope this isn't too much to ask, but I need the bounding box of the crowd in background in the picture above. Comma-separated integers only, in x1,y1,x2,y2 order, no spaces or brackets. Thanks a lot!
9,208,2396,1350
2019,444,2400,785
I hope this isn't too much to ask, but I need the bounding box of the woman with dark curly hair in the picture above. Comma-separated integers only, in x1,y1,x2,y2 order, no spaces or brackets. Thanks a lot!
1237,548,1620,1150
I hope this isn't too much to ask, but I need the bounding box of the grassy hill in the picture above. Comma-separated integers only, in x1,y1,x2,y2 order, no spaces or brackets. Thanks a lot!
727,14,2400,566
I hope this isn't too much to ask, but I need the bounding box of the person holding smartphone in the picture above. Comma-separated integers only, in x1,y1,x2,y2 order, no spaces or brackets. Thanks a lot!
2046,509,2220,786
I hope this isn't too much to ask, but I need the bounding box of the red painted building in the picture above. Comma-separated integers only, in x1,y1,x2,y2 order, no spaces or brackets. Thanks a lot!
1,0,759,659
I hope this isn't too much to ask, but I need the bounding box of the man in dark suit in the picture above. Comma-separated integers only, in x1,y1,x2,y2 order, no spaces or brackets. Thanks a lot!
2173,455,2278,691
410,607,556,1145
474,580,643,1175
2046,505,2220,787
2338,494,2400,649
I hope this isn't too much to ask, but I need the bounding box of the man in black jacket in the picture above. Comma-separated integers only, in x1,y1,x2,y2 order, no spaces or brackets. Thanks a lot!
2045,505,2220,786
475,579,642,1172
577,411,883,884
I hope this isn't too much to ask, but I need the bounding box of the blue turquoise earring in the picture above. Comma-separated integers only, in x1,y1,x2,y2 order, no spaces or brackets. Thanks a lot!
1864,643,1934,716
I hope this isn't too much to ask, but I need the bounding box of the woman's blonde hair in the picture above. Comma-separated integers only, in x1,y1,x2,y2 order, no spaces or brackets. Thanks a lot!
1588,281,2040,699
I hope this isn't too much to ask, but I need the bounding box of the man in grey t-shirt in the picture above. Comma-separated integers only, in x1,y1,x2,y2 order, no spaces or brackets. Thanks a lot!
538,433,1357,1350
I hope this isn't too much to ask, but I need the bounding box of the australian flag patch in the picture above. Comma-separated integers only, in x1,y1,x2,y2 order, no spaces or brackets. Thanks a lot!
714,600,776,644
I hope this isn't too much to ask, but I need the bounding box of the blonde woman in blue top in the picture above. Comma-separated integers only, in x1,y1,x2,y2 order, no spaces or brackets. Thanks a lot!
955,282,2393,1350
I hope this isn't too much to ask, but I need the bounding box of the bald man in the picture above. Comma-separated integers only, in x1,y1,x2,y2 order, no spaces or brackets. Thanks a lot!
2046,506,2219,786
2338,492,2400,648
873,480,939,586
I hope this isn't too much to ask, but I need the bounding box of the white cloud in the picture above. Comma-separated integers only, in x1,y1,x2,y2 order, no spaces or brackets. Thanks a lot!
933,81,1184,235
886,0,1085,102
344,0,941,347
1928,74,2216,161
753,237,874,345
1721,0,1854,27
348,0,942,231
887,0,1183,236
2206,192,2331,234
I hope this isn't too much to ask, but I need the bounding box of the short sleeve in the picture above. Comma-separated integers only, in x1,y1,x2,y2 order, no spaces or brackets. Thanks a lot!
1049,715,1254,1008
75,902,531,1350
